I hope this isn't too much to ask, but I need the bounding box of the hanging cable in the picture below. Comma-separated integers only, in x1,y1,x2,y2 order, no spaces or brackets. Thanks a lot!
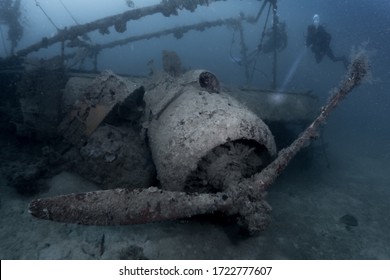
255,0,269,22
257,3,272,51
229,27,269,81
0,25,9,56
34,0,60,31
56,0,98,70
58,0,79,25
248,2,272,84
229,30,241,64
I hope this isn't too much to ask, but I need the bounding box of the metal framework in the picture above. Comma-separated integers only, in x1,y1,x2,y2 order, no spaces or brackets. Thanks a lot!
2,0,283,88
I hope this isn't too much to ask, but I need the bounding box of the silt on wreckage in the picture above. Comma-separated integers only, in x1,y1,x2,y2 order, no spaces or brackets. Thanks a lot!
0,0,369,235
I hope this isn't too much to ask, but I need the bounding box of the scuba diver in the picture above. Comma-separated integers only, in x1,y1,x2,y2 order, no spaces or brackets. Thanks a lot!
306,14,348,68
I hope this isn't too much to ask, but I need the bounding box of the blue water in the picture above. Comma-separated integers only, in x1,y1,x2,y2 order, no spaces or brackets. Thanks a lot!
278,47,308,93
1,0,390,260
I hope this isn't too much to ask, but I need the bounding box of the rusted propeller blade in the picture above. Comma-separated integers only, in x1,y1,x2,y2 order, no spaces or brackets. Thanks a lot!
28,187,232,226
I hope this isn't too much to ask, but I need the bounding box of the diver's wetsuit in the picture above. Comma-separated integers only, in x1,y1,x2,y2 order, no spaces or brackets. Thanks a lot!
306,24,348,68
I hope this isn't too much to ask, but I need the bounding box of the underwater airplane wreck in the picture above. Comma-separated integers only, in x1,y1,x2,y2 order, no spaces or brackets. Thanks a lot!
0,0,370,234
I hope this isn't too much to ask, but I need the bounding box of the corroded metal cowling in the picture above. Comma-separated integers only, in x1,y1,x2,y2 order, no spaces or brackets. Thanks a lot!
144,70,277,192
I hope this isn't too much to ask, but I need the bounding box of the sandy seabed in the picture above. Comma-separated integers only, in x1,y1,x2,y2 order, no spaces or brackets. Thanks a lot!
1,130,389,260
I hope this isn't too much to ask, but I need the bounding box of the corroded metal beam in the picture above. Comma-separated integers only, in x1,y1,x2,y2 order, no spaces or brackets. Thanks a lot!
96,16,254,52
15,0,223,57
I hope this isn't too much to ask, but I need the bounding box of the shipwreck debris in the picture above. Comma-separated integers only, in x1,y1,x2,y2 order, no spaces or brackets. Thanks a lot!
0,0,23,53
58,70,143,146
29,51,370,234
162,50,183,77
96,16,254,52
75,124,155,190
16,67,67,139
57,71,155,189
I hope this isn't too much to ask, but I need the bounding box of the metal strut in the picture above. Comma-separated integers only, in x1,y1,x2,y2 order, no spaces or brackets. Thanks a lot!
15,0,226,58
271,0,278,90
230,0,278,87
58,0,80,25
34,0,60,31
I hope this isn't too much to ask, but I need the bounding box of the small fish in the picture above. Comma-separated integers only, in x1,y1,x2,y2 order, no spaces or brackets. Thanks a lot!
339,214,358,231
